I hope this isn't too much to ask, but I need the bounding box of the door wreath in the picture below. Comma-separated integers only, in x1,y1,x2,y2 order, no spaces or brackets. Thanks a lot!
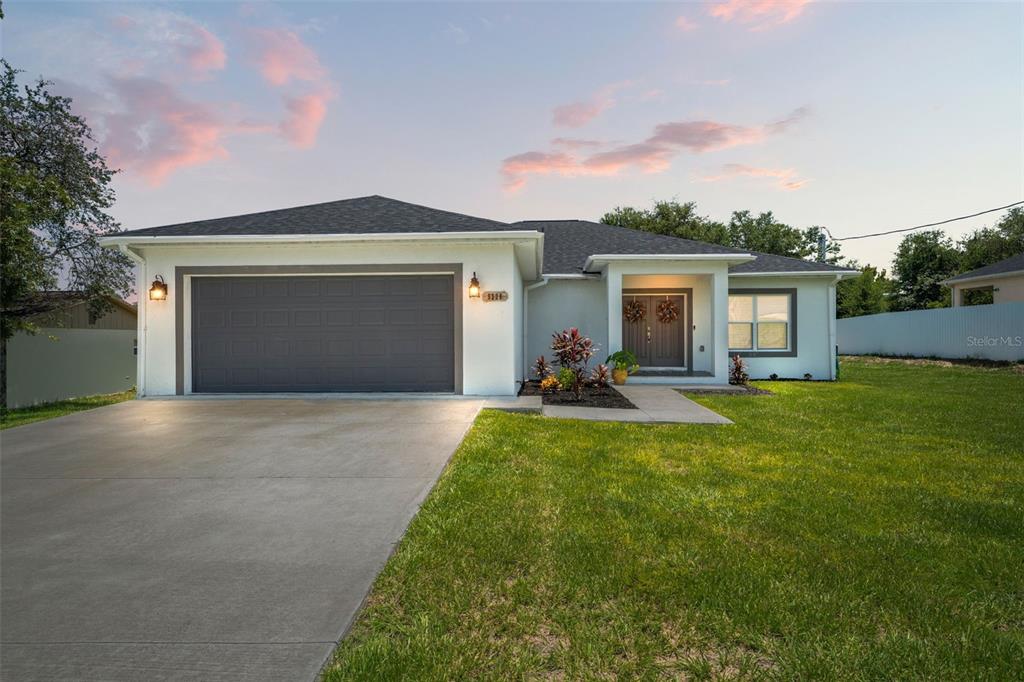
656,298,679,324
623,299,646,323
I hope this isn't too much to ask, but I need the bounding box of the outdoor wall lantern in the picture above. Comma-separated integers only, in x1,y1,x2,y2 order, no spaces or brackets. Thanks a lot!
149,275,168,301
468,272,481,298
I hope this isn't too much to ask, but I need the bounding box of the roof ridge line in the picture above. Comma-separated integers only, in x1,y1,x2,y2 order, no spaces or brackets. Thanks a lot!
126,196,387,233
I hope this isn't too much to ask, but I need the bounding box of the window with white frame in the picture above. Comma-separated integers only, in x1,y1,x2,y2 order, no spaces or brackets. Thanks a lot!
728,293,792,351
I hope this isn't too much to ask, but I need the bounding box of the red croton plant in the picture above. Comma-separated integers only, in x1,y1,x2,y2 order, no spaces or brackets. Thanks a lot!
550,327,596,401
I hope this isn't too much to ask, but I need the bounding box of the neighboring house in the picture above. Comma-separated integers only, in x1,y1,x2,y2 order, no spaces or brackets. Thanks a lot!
99,196,858,397
942,252,1024,307
5,292,137,408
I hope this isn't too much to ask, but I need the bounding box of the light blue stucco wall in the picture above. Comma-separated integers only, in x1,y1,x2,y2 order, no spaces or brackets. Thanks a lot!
526,279,608,376
731,276,836,380
513,262,524,381
621,273,715,373
525,274,841,382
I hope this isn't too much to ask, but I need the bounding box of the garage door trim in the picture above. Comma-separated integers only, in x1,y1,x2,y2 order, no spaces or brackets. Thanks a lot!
175,264,463,395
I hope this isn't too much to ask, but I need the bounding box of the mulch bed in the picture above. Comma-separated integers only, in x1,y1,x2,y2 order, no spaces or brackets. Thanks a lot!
519,381,638,409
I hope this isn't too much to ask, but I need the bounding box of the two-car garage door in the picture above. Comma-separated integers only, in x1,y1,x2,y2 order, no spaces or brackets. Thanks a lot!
191,275,455,393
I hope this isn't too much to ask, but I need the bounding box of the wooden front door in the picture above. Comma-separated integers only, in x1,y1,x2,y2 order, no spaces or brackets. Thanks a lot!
621,294,687,368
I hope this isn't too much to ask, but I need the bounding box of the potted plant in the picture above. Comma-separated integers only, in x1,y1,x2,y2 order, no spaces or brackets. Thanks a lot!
606,350,639,385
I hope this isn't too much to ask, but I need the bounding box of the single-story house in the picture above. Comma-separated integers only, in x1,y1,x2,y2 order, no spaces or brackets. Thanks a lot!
5,292,137,407
99,196,858,397
942,252,1024,306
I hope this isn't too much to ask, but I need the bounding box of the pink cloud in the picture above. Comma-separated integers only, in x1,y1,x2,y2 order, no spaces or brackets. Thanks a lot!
112,14,137,30
100,77,231,186
500,143,672,192
502,108,808,190
675,16,698,31
501,151,580,191
249,28,325,86
110,11,226,80
707,0,812,30
552,100,609,128
280,88,335,148
699,163,809,190
582,143,674,175
551,137,606,150
49,11,338,184
552,81,632,128
247,28,336,148
649,107,807,152
648,120,764,152
180,24,226,78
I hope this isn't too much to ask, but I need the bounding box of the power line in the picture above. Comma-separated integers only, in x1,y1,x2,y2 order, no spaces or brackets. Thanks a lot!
829,200,1024,242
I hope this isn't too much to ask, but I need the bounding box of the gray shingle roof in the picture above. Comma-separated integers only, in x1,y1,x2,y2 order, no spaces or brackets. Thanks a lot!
126,195,511,236
728,251,856,275
121,195,858,276
944,252,1024,283
514,220,747,274
514,220,855,276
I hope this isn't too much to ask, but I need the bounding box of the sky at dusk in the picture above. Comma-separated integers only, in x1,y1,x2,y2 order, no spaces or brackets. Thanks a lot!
4,1,1023,268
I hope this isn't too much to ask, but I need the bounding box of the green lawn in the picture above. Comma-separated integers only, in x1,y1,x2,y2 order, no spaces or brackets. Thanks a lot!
1,389,135,430
324,358,1024,680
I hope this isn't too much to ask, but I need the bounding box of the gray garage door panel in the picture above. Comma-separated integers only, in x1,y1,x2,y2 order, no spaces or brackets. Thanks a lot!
192,275,455,392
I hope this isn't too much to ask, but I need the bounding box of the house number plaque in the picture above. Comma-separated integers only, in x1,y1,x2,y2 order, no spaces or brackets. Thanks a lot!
483,291,508,302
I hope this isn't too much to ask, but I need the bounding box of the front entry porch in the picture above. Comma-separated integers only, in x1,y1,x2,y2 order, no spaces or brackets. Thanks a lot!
603,263,733,386
633,368,714,378
622,290,692,370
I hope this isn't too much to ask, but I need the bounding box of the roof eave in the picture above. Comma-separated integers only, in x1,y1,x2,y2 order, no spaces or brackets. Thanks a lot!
540,273,602,280
583,252,756,271
729,269,861,279
941,268,1024,286
99,230,544,248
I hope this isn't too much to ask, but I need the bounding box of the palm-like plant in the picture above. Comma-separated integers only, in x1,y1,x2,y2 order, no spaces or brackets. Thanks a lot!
532,355,553,379
550,327,596,401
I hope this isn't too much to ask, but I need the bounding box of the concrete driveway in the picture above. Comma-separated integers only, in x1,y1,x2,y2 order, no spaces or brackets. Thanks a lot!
1,397,483,681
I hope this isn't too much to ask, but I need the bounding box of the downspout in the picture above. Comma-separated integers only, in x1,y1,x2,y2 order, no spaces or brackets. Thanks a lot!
523,277,550,378
118,244,147,398
827,274,842,380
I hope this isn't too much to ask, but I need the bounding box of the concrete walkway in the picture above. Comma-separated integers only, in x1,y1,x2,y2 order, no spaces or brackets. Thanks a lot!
542,385,732,424
1,397,483,681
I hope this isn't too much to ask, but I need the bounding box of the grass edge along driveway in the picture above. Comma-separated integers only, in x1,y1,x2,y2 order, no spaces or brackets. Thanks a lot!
324,358,1023,680
1,389,135,430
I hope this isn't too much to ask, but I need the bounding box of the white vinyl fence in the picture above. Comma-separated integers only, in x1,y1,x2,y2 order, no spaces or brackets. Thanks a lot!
837,302,1024,362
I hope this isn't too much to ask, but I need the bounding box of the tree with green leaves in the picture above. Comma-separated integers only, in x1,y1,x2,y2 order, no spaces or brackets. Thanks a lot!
958,206,1024,272
837,262,893,318
726,209,809,258
889,230,961,311
0,60,133,407
601,200,729,245
600,199,842,262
